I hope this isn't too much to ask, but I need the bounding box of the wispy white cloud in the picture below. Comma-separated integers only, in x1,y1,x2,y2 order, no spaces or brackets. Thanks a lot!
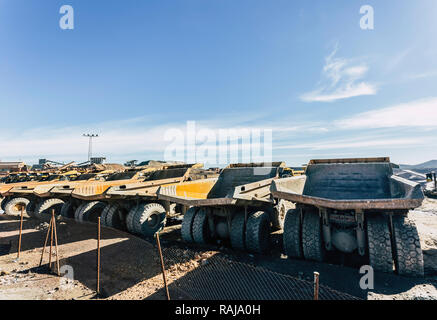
335,97,437,129
385,48,411,72
405,70,437,80
274,136,428,151
300,45,378,102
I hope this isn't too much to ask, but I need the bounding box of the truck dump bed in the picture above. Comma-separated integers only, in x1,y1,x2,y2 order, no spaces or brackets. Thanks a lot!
105,167,207,199
271,157,424,210
158,163,285,206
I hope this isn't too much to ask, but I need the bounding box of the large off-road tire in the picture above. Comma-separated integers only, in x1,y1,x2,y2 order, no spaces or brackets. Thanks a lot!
245,211,270,254
302,207,325,262
34,198,64,221
126,205,138,233
181,207,198,243
132,202,166,237
0,197,8,212
0,197,5,213
192,208,210,244
75,201,106,223
25,199,39,218
230,212,246,250
61,200,77,219
283,207,303,259
391,215,424,277
273,200,293,230
105,203,128,230
5,197,30,216
100,204,113,226
367,214,393,273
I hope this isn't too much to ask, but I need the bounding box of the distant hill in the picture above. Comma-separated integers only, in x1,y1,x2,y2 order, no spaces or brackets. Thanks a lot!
400,160,437,170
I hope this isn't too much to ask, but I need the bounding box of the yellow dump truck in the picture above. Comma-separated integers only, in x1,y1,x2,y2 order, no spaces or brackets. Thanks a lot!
1,171,80,216
100,164,218,237
66,164,216,236
157,162,295,253
29,170,116,221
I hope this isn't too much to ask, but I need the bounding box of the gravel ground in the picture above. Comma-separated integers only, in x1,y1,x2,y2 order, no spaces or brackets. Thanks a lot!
0,198,436,300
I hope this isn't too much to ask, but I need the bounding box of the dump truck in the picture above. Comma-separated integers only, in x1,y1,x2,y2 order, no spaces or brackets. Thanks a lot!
0,171,81,216
100,164,218,237
157,162,294,254
64,163,203,229
29,170,117,221
270,157,424,277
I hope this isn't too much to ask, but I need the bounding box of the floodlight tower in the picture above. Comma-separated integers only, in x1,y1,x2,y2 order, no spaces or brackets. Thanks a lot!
83,133,99,161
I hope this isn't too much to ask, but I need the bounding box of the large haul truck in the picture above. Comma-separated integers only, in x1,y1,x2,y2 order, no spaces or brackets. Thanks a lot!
157,162,296,254
270,157,424,277
29,170,117,221
0,171,80,216
66,163,210,236
102,165,218,236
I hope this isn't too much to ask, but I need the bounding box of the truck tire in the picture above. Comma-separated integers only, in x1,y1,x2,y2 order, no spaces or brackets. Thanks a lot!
26,199,39,218
61,200,76,219
230,212,246,250
367,214,393,273
1,197,8,212
100,204,113,226
392,215,424,277
181,207,198,243
192,208,210,244
126,205,138,233
245,211,270,254
5,197,29,216
302,207,325,262
75,201,105,223
273,200,293,230
0,197,5,213
133,203,166,237
283,208,303,259
34,198,64,221
105,203,128,230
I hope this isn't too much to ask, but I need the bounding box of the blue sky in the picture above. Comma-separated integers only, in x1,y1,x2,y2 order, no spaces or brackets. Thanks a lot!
0,0,436,166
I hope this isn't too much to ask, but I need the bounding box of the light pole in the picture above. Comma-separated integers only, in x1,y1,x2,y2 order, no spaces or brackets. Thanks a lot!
83,134,98,162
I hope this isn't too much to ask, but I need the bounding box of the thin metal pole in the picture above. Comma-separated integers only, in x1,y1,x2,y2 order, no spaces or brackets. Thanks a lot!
52,210,60,276
39,217,53,267
17,206,24,259
313,272,320,300
97,217,101,295
156,232,170,300
49,212,54,269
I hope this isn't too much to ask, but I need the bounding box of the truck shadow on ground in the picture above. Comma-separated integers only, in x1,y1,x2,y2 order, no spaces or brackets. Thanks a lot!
0,216,119,256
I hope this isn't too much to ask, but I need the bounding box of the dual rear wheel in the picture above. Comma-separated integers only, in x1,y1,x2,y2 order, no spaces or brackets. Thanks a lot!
181,207,271,254
282,206,424,277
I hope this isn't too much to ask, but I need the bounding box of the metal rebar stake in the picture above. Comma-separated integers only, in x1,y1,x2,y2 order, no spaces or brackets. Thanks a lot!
52,209,61,276
156,232,170,300
17,207,24,259
314,271,320,300
49,213,54,269
39,217,53,267
97,217,101,295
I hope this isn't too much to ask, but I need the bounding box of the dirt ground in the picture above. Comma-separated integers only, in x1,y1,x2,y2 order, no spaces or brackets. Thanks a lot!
0,198,436,300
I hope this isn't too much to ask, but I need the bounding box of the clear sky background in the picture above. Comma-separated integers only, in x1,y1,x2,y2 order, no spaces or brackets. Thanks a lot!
0,0,436,166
